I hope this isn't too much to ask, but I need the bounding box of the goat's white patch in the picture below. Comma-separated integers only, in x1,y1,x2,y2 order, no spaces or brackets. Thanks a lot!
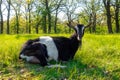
39,36,58,61
82,26,85,34
75,26,80,40
47,64,66,68
20,54,35,62
75,26,79,34
20,54,28,59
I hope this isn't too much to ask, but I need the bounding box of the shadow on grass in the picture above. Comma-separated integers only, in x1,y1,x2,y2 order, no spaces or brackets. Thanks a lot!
0,60,119,80
18,60,120,79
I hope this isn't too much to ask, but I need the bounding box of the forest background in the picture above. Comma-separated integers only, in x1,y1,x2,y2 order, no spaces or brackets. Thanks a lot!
0,0,120,34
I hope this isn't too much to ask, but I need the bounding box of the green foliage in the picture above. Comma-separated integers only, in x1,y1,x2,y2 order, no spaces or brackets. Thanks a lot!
9,16,27,34
0,34,120,79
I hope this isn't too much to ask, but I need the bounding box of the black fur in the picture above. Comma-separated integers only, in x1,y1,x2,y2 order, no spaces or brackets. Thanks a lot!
52,36,80,61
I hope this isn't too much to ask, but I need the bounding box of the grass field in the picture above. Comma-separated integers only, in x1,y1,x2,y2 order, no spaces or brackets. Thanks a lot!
0,34,120,80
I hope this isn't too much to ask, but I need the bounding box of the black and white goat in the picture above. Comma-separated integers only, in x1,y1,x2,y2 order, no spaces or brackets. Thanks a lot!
19,24,89,67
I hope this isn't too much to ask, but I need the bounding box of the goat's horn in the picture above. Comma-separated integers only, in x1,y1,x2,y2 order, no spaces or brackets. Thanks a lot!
66,23,74,28
85,22,92,28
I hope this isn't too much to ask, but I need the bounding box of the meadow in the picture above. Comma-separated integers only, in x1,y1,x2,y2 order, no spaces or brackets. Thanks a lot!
0,34,120,80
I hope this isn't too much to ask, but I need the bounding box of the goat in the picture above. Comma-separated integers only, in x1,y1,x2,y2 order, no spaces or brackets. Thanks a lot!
19,24,90,67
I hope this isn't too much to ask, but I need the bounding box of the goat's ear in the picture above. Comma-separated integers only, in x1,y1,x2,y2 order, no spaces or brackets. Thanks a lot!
84,22,92,29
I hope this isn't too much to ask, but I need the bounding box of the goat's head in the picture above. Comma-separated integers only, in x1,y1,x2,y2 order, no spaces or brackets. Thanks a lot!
19,42,47,64
20,42,46,56
19,43,40,62
19,42,48,66
74,24,85,40
67,22,91,41
19,39,35,57
19,42,45,59
20,43,41,56
67,23,85,41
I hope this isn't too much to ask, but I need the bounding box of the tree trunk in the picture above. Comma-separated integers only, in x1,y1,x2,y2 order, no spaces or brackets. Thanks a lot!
89,27,92,33
68,21,72,33
42,14,47,33
16,12,19,34
54,10,58,33
54,0,63,33
103,0,113,33
36,25,39,34
28,4,31,34
0,0,3,34
7,0,11,34
11,2,20,34
25,15,28,33
35,18,41,34
89,14,92,33
45,0,51,33
48,12,51,33
92,13,96,32
24,6,28,33
115,0,120,33
106,8,113,33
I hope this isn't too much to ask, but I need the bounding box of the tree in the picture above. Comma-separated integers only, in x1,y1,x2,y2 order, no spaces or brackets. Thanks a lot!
114,0,120,33
0,0,3,34
80,0,101,33
41,10,47,33
33,0,42,34
53,0,63,33
40,0,61,33
103,0,113,33
90,0,98,32
27,0,32,34
22,0,29,33
6,0,11,34
62,0,80,33
37,0,47,33
11,0,21,34
45,0,52,33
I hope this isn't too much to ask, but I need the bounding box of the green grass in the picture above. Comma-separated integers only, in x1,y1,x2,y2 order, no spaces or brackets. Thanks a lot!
0,34,120,80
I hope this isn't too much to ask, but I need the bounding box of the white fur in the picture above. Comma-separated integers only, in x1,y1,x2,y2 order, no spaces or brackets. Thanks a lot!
75,26,79,33
20,54,36,62
20,54,28,59
47,64,66,68
75,26,80,40
39,36,58,61
26,56,36,62
82,26,85,34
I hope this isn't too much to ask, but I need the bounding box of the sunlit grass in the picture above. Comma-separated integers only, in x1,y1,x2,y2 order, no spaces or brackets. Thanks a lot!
0,34,120,80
